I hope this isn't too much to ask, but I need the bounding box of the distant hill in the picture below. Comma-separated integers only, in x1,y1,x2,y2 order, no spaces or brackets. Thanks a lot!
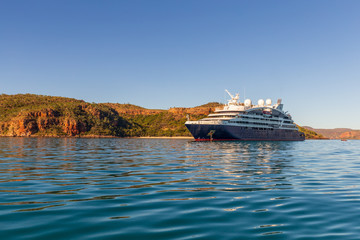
195,102,223,108
302,126,360,139
0,94,129,137
297,126,325,139
0,94,213,137
0,94,323,139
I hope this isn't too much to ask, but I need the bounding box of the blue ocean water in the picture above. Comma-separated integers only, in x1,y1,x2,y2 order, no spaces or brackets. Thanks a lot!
1,138,360,240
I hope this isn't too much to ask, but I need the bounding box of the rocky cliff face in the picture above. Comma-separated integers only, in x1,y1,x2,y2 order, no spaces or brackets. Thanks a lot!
339,131,360,139
1,109,58,136
0,94,210,137
0,95,131,137
1,111,88,137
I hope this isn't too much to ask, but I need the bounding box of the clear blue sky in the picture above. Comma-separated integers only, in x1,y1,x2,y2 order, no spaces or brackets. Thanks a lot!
1,0,360,129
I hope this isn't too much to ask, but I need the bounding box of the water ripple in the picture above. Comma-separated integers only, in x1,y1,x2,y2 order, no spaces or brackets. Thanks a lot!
1,138,360,239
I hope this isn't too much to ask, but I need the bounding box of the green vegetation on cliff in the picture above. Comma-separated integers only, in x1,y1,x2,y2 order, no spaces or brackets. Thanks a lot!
0,94,129,137
297,125,325,139
0,94,322,139
0,94,208,137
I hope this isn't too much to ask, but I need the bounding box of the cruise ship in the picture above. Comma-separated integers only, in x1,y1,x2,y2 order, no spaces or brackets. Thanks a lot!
185,90,305,141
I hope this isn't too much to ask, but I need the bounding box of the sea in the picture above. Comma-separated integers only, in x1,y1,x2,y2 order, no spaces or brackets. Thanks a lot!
1,138,360,240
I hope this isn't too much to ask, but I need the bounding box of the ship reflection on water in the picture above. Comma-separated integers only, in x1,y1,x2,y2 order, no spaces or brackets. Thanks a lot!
183,141,297,193
0,138,296,194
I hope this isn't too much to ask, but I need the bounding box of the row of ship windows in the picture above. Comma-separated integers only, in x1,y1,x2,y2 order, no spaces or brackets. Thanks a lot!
247,119,293,124
248,113,289,119
242,116,292,123
238,127,296,131
230,121,269,125
246,113,290,119
212,115,293,123
230,120,294,126
240,127,273,130
230,121,297,129
210,115,293,124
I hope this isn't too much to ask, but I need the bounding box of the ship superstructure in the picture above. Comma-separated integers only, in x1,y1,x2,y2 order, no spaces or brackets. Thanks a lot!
185,90,305,141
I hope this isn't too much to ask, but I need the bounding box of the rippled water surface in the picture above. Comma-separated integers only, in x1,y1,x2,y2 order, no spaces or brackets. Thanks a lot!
1,138,360,239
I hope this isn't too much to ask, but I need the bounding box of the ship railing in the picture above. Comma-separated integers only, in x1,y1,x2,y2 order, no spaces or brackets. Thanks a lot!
185,120,223,125
208,113,238,117
214,107,243,112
